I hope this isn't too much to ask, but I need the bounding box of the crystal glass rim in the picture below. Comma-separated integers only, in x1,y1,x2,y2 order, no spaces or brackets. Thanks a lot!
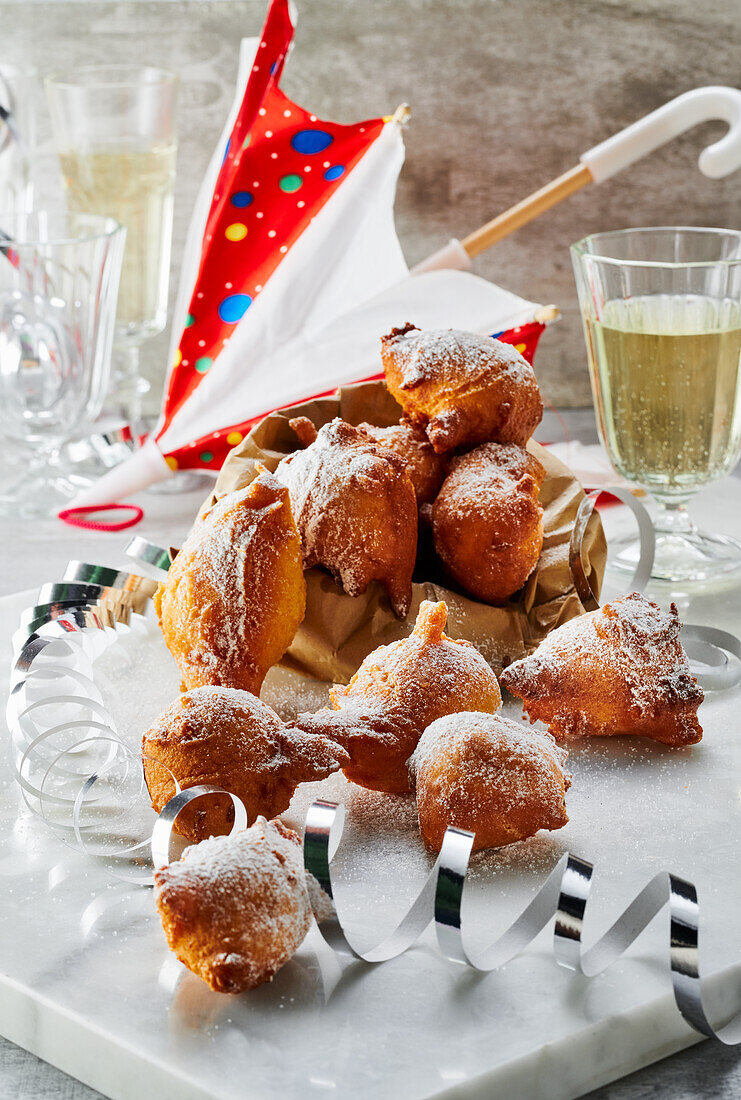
0,211,125,246
45,65,179,91
570,226,741,269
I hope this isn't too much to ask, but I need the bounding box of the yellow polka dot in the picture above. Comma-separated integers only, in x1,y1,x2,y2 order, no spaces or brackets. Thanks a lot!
226,431,243,445
225,222,248,241
173,348,182,367
165,456,179,471
515,342,527,354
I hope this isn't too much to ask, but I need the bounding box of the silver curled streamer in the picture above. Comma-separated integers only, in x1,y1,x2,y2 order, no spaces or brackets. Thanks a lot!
303,799,741,1042
151,785,249,870
124,536,173,576
569,486,741,692
6,560,158,868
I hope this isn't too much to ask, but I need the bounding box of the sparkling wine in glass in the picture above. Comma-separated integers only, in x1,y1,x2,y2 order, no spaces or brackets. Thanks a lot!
46,66,178,431
572,227,741,583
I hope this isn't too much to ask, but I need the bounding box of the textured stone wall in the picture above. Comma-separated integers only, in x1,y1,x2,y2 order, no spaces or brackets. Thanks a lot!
2,0,739,408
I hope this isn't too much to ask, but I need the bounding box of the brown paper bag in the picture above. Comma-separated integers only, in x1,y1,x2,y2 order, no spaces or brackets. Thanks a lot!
207,380,606,680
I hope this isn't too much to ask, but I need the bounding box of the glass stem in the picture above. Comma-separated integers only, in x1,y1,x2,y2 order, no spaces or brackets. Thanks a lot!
653,498,696,538
111,343,147,440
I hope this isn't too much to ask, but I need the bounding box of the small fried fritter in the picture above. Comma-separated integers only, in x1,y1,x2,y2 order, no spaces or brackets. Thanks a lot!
381,324,543,453
500,592,704,746
358,419,448,506
275,417,417,618
432,442,545,605
155,817,311,993
296,600,502,794
142,687,348,843
409,711,570,852
154,468,305,696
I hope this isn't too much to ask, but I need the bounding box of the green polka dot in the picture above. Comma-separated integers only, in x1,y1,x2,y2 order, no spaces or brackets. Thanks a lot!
242,134,251,149
200,450,214,463
185,313,195,327
195,356,212,373
279,173,303,193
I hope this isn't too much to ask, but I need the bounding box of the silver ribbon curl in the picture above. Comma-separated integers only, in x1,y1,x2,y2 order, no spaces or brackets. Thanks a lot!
570,487,741,691
6,562,155,853
303,799,741,1042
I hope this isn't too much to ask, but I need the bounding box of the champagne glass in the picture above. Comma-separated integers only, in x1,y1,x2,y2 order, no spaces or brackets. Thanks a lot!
45,65,178,433
571,227,741,583
0,211,126,517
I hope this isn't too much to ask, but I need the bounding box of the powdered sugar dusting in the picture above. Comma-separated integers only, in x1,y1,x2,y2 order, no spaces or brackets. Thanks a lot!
409,711,570,849
410,710,570,805
274,417,416,615
145,685,283,744
381,326,535,390
155,817,312,991
501,592,704,742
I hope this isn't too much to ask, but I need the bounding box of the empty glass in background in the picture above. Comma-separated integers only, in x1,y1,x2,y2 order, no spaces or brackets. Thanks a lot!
571,227,741,583
0,212,126,518
0,65,41,214
45,65,178,431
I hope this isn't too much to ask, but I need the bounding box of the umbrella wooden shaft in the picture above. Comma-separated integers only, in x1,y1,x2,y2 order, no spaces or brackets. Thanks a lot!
461,163,593,259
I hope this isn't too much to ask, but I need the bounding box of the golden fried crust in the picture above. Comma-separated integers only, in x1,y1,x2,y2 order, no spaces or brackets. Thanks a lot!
142,686,348,843
500,592,704,746
296,600,502,793
154,468,306,696
358,419,448,506
275,417,417,618
288,416,318,447
381,325,543,453
432,442,545,605
409,711,570,852
155,818,311,993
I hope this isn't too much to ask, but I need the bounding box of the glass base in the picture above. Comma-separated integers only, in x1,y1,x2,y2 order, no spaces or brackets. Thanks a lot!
610,527,741,584
0,467,95,520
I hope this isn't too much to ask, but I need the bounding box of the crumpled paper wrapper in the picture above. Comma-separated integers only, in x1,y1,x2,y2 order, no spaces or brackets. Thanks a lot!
206,380,606,681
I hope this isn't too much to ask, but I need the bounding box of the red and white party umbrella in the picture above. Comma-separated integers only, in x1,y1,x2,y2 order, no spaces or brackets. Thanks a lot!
71,0,741,506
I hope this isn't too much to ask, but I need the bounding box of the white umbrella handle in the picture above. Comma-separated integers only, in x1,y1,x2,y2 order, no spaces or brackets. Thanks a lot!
581,85,741,182
416,85,741,269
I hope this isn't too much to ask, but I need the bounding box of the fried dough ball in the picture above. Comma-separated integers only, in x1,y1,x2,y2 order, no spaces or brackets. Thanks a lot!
275,417,417,618
358,419,448,506
408,712,570,852
381,324,543,453
155,817,311,993
296,600,502,793
432,443,546,605
154,468,305,696
500,592,704,746
142,687,348,843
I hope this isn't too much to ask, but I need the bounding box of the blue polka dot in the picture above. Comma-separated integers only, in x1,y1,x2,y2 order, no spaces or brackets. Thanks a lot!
324,164,345,181
222,138,231,165
218,293,252,323
291,128,333,155
231,190,253,208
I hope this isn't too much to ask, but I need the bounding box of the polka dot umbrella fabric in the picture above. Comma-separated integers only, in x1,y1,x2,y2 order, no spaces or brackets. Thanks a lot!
159,0,386,454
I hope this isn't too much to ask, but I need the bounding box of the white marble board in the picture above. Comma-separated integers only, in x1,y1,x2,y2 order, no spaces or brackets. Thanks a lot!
2,494,741,1100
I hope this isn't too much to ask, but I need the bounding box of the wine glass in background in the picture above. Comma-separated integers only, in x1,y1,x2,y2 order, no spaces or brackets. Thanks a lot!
0,64,41,214
45,65,178,435
0,212,126,517
571,227,741,583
